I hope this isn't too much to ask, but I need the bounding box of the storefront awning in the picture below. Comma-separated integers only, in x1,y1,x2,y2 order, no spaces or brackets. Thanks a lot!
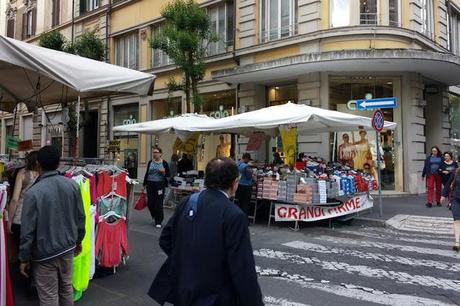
212,49,460,85
0,35,155,113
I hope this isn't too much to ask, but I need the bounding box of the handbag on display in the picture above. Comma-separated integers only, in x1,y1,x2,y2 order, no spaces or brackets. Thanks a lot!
134,191,147,210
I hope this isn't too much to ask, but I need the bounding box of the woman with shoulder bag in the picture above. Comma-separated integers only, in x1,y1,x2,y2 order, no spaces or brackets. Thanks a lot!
143,147,170,228
441,166,460,252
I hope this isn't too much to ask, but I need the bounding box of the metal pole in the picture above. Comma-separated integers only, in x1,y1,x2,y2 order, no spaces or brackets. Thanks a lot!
376,129,383,217
75,96,80,158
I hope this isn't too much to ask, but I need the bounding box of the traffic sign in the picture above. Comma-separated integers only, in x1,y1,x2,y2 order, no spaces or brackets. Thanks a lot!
372,109,385,132
356,97,397,110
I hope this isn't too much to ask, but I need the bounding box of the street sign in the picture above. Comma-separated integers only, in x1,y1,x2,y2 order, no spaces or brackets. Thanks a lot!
18,140,33,151
372,109,385,132
6,136,19,150
356,97,397,110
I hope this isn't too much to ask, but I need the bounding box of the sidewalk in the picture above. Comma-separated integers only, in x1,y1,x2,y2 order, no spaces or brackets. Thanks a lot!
355,195,452,225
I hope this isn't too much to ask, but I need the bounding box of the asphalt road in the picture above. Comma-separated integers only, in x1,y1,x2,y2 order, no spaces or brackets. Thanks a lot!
13,207,460,306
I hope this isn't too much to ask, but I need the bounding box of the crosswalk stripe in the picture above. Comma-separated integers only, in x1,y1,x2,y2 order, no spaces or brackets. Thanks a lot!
362,227,453,240
264,296,310,306
314,236,460,259
256,266,455,306
386,214,454,235
282,240,460,272
254,248,460,291
339,230,454,247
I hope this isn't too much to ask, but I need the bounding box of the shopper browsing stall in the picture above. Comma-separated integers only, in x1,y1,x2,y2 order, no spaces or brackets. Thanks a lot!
143,147,170,228
236,153,254,216
441,167,460,252
422,146,443,207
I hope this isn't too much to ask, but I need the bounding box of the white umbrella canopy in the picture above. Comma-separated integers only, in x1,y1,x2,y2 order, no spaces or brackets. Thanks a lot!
113,113,214,139
0,35,155,112
181,102,397,136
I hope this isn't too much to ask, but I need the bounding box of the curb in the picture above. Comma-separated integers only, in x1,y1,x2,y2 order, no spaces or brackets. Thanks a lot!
352,216,387,227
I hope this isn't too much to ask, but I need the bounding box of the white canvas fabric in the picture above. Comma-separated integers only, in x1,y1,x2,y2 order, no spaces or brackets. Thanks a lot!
0,35,155,112
180,103,397,136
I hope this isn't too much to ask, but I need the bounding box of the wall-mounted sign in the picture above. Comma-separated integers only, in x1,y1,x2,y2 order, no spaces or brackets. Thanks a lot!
6,136,19,150
108,140,121,152
209,105,230,119
18,140,33,151
122,115,137,125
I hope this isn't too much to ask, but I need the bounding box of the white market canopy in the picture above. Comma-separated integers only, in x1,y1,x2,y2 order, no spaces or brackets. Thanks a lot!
113,113,214,139
0,35,155,112
181,102,397,136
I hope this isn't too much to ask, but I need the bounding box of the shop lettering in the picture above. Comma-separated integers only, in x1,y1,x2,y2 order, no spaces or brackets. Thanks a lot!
275,194,372,222
209,105,230,119
122,115,137,125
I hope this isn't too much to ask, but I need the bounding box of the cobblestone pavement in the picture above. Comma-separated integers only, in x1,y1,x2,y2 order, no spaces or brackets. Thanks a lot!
13,208,460,306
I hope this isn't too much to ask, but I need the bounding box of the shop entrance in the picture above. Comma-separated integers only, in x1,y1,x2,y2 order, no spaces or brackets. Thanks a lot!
82,111,98,158
329,76,402,191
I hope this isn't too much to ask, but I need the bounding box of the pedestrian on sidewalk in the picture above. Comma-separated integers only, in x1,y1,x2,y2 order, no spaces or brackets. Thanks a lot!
236,152,254,216
143,147,170,228
439,152,458,209
422,146,443,207
19,145,86,306
148,157,264,306
441,167,460,252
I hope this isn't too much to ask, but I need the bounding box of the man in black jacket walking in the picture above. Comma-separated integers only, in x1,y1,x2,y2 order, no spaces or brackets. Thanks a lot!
19,146,85,306
149,157,264,306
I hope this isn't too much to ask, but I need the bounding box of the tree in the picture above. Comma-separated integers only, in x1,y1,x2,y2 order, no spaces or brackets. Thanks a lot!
68,31,105,61
150,0,218,112
38,30,66,51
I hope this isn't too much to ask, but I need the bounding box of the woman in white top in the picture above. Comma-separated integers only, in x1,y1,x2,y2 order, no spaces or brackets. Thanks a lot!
8,151,39,251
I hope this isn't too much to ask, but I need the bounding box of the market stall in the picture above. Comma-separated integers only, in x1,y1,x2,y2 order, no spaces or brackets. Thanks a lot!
114,103,397,227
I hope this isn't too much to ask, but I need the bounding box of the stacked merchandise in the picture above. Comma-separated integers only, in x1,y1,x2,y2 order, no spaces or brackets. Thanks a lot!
262,179,278,200
317,180,327,204
0,182,14,306
294,183,312,204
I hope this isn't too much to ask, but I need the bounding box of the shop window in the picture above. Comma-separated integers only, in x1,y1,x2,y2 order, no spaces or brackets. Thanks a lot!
80,0,100,14
113,104,139,178
329,76,396,190
260,0,297,43
152,98,182,120
52,0,60,27
207,1,234,56
421,0,434,38
389,0,400,27
152,24,171,68
201,90,236,118
267,84,298,106
115,32,139,70
360,0,377,25
330,0,350,28
449,94,460,140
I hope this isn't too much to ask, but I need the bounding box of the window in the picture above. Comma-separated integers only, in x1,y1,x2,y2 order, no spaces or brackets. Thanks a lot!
52,0,60,27
389,0,400,26
7,18,15,38
207,1,234,56
151,98,182,120
267,84,298,106
22,8,36,39
360,0,377,25
421,0,434,38
115,32,139,70
449,9,460,55
80,0,100,14
152,25,171,68
21,116,33,141
330,0,350,28
260,0,296,42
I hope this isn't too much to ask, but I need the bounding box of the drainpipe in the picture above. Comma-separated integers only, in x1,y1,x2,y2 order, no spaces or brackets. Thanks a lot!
71,0,75,42
231,0,239,66
105,0,112,62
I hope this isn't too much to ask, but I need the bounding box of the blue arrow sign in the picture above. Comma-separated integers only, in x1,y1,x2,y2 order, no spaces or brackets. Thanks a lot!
356,97,397,110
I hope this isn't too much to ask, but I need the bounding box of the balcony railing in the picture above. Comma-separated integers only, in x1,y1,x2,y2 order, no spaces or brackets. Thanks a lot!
360,13,378,25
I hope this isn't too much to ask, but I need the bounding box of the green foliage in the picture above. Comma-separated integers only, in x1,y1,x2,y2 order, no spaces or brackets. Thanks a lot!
150,0,218,112
38,30,66,51
73,31,105,61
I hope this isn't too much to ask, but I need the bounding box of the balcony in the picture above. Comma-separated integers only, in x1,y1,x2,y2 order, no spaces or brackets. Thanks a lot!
360,13,378,25
260,23,298,44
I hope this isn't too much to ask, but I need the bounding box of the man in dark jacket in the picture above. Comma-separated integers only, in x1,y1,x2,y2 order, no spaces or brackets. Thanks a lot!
19,145,85,306
149,157,264,306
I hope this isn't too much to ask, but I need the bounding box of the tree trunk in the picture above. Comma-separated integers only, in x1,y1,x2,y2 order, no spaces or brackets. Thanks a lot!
185,74,191,113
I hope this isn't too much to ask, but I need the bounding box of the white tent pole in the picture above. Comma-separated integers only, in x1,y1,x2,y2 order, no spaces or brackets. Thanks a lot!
75,95,80,158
